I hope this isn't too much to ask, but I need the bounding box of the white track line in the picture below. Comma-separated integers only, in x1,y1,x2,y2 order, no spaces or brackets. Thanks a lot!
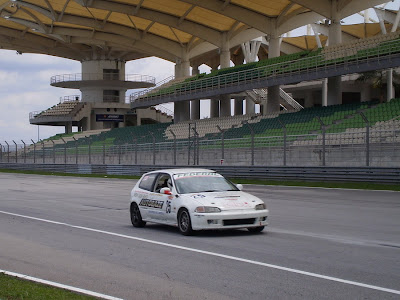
1,210,399,296
0,269,123,300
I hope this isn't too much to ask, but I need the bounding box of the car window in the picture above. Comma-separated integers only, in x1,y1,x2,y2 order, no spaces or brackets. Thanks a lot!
138,173,158,191
173,172,238,194
154,174,173,193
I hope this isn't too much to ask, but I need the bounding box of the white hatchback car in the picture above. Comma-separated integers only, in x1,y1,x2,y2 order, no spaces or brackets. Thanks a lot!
130,169,269,235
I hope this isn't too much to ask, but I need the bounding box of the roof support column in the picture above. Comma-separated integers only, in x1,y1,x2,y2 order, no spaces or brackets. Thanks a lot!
174,53,190,123
191,64,201,120
327,2,342,106
242,40,261,115
312,24,327,107
220,32,231,117
266,33,281,114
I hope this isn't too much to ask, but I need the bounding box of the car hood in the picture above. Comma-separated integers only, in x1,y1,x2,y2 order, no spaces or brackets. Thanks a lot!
185,191,263,210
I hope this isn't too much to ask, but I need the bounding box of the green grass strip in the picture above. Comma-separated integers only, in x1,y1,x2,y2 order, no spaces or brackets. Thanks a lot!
0,168,398,191
230,178,400,191
0,273,97,300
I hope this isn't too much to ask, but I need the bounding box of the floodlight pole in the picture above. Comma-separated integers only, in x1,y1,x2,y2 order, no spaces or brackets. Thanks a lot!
169,129,177,165
12,140,17,163
316,116,326,166
21,140,26,163
31,139,36,163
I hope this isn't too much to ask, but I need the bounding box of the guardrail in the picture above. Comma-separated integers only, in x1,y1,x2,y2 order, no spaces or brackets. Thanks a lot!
51,73,156,85
0,163,399,184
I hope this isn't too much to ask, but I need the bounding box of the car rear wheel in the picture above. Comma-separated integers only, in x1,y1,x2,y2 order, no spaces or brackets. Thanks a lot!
130,202,146,227
178,209,194,236
248,226,264,233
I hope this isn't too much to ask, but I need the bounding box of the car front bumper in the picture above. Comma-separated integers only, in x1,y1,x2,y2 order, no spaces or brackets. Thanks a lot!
191,209,269,230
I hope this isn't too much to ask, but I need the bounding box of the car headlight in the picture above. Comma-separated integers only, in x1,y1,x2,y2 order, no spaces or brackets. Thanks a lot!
195,206,221,213
255,203,266,210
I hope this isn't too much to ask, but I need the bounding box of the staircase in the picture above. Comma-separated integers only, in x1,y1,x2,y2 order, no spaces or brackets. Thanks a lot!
246,88,303,111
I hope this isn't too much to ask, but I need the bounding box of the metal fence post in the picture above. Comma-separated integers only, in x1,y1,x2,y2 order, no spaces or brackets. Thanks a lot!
5,141,9,163
0,143,3,162
12,140,17,163
242,121,254,166
278,120,287,166
87,136,91,164
21,140,26,163
51,140,55,164
150,132,156,165
61,138,67,164
191,127,199,165
133,138,138,165
103,142,106,165
118,144,121,165
41,140,45,163
73,137,78,164
216,125,225,162
316,117,326,166
169,130,177,165
359,112,370,167
31,139,36,163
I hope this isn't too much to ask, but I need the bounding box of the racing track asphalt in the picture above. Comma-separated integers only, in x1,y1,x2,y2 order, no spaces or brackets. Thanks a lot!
0,173,399,299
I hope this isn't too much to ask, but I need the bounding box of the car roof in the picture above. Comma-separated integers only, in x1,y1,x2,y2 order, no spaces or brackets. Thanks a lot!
144,168,216,176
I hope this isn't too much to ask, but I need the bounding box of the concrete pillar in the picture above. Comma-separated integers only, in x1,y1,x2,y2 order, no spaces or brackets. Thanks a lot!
210,97,220,118
387,69,394,101
191,65,201,120
234,98,244,115
322,78,328,106
327,3,342,106
219,32,231,117
241,40,261,115
65,122,72,134
246,98,255,115
174,56,190,123
191,100,200,120
266,34,281,114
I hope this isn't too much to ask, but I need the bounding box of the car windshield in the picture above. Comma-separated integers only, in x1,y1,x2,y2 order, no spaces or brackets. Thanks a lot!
173,172,238,194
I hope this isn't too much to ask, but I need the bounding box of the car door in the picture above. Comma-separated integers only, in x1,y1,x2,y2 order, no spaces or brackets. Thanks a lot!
135,172,158,221
148,173,175,223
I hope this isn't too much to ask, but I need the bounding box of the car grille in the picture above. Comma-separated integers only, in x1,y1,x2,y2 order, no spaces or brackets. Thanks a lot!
223,218,256,226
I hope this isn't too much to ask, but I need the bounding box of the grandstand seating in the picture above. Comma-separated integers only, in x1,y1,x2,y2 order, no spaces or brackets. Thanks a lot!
35,100,80,117
133,32,400,102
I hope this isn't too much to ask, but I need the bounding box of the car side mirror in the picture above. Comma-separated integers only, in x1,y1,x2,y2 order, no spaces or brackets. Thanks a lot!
160,187,172,195
236,184,243,191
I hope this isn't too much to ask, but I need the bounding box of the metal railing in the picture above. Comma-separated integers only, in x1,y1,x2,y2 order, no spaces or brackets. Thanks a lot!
130,75,175,101
51,73,156,85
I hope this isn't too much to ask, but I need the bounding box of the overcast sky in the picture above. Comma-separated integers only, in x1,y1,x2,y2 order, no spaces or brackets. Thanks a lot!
0,1,398,145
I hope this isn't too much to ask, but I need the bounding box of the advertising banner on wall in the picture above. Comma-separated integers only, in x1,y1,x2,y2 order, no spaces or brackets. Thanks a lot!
96,114,124,122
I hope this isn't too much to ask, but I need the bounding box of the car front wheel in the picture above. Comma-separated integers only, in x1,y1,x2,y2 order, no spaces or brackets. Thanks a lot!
248,226,264,233
178,209,194,236
130,202,146,227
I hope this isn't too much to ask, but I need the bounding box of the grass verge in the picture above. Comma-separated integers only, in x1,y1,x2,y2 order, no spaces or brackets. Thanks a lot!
0,273,97,300
0,168,399,191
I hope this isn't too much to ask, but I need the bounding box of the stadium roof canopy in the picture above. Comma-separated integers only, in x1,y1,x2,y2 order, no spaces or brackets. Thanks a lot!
0,0,390,62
